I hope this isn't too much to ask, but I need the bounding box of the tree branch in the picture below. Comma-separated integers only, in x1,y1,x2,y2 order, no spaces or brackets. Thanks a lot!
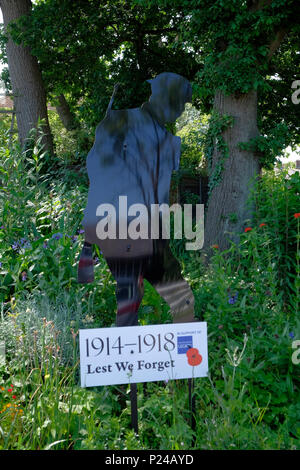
267,28,287,60
247,0,273,12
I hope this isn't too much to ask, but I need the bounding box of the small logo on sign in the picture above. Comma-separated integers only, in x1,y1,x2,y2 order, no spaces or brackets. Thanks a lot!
177,336,193,354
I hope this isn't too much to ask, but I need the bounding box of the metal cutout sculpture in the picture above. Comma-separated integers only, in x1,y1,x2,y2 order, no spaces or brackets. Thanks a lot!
78,72,195,326
78,72,197,434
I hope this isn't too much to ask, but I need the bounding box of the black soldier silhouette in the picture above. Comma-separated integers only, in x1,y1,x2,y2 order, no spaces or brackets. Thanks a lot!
78,72,195,326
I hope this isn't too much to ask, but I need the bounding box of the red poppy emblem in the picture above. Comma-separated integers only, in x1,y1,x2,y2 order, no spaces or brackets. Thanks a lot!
186,347,202,366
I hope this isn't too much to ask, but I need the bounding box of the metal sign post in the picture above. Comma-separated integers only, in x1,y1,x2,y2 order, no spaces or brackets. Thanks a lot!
130,383,138,434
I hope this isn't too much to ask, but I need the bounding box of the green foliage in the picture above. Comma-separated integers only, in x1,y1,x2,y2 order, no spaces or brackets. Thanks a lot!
197,43,269,98
239,122,292,168
4,0,197,130
0,130,299,449
252,169,300,307
1,4,300,446
0,134,116,326
47,110,93,165
176,105,209,171
187,171,300,446
139,0,300,149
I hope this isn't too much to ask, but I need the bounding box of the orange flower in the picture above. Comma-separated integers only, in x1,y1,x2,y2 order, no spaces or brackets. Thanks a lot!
259,223,266,227
186,347,202,366
244,227,252,232
294,213,300,219
211,244,219,249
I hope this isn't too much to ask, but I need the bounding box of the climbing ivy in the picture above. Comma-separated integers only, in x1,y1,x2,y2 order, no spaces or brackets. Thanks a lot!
238,122,292,169
204,111,234,196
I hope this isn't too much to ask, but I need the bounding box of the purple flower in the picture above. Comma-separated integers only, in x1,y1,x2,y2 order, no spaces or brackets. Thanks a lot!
228,292,238,305
0,262,2,268
78,229,85,234
72,235,78,243
289,332,295,339
52,232,63,240
21,239,31,250
43,242,48,249
93,256,99,265
12,238,31,251
0,225,4,229
21,271,27,281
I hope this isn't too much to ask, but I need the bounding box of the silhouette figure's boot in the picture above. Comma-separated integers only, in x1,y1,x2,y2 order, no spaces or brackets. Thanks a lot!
77,242,94,284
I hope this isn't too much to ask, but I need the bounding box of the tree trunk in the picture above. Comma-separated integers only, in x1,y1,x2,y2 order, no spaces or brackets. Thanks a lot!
204,89,261,252
0,0,53,153
55,94,78,131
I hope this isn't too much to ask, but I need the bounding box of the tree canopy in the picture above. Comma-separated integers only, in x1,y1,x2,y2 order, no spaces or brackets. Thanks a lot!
1,0,298,158
2,0,198,127
136,0,300,155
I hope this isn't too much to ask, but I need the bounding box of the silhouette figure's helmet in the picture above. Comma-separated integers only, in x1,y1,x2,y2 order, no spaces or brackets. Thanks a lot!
146,72,192,124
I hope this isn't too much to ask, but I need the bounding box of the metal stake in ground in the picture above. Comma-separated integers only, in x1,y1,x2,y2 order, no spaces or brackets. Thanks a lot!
188,378,196,439
130,383,138,434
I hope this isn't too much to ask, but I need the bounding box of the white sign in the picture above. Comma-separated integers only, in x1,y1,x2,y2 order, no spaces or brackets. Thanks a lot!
79,322,208,387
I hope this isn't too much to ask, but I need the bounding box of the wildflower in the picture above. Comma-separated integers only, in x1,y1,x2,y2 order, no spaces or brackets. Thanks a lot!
70,328,78,340
0,225,4,229
289,332,295,339
72,235,78,243
244,227,252,232
259,223,266,227
0,262,2,268
43,241,48,249
93,256,99,265
52,232,63,240
293,213,300,219
78,229,85,234
0,403,23,416
12,395,16,399
211,244,219,249
12,238,31,251
226,333,248,367
83,314,94,324
21,271,27,281
7,388,13,393
228,292,238,304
